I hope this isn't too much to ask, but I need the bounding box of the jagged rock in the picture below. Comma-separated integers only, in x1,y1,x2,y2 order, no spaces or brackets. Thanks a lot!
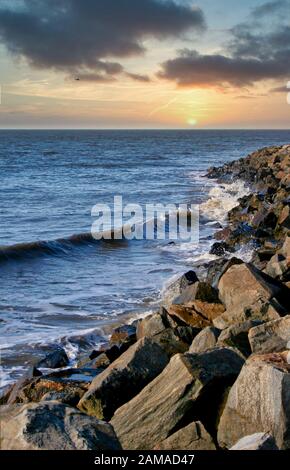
248,316,290,353
265,253,288,279
155,421,216,450
166,302,223,329
36,347,69,369
136,311,168,339
162,271,199,305
230,433,278,450
206,257,244,288
189,326,221,353
210,242,234,256
7,367,42,405
216,263,290,327
111,348,244,450
172,282,220,305
278,205,290,229
0,384,13,405
109,324,136,348
7,368,100,406
0,402,121,450
78,337,169,420
217,320,263,357
218,353,290,449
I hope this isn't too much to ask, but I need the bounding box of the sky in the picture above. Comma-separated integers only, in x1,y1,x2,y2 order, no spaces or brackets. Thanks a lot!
0,0,289,129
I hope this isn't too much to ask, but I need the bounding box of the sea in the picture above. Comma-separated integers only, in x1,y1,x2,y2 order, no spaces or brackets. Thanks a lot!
1,129,289,387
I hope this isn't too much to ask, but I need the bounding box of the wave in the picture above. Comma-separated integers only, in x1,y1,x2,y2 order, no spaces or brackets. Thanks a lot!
200,180,250,223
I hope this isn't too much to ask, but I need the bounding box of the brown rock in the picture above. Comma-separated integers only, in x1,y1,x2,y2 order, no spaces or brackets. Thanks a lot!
249,316,290,353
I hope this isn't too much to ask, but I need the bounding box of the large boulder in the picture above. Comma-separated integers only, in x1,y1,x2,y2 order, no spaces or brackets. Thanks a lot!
78,337,169,420
230,433,278,450
218,353,290,449
172,282,220,305
216,263,290,327
248,316,290,353
189,327,221,354
111,348,244,450
154,421,216,450
0,402,121,450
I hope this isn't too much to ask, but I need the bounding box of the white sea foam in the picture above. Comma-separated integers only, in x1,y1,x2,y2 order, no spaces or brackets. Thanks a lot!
200,180,250,223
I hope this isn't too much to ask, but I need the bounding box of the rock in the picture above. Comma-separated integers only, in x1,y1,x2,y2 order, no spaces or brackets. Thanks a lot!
217,263,290,326
278,205,290,229
0,402,121,450
166,302,223,329
281,236,290,258
111,348,244,450
218,353,290,449
210,242,233,256
217,320,263,357
155,421,216,450
136,311,169,339
36,347,69,369
173,282,220,305
78,337,169,420
162,271,199,305
230,433,278,450
7,367,42,405
248,316,290,353
189,327,221,353
0,384,13,405
109,324,136,348
206,257,244,288
7,368,100,406
265,253,288,279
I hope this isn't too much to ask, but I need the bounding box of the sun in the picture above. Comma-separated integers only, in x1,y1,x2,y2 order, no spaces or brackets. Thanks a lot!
187,118,197,126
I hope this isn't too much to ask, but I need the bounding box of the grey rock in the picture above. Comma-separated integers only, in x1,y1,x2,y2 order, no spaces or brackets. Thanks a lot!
218,353,290,449
37,347,69,369
78,337,169,420
217,320,263,357
0,402,121,450
248,316,290,353
189,326,221,353
155,421,216,450
111,348,244,450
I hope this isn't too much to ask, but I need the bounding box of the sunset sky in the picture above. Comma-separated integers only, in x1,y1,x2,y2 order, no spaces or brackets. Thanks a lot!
0,0,289,129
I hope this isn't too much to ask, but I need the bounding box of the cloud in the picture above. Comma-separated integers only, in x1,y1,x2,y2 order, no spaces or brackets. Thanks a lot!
125,72,151,82
0,0,205,80
159,0,290,89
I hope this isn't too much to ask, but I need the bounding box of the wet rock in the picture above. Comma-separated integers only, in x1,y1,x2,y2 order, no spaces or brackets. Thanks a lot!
217,320,263,357
36,347,69,369
0,402,121,450
218,353,290,449
248,315,290,353
172,282,220,305
111,348,244,450
162,271,199,305
7,367,42,405
189,326,221,353
155,421,216,450
109,324,136,348
0,384,14,405
210,242,234,256
78,337,169,420
230,433,278,450
7,368,100,405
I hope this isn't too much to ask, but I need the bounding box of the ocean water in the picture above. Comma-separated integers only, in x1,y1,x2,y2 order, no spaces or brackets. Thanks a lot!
1,129,289,386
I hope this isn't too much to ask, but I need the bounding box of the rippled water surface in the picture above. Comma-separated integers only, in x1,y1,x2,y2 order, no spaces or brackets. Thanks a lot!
1,129,289,385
